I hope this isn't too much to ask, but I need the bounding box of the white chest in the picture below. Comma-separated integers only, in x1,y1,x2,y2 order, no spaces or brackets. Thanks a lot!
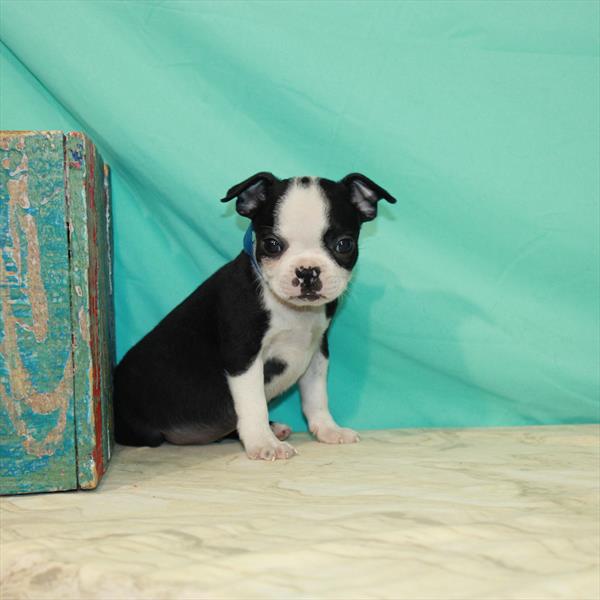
260,293,328,400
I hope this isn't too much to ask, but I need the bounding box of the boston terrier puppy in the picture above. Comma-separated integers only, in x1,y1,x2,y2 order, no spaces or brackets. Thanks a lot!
114,173,395,460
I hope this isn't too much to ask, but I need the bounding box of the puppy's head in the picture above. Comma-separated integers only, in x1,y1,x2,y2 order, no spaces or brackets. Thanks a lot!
221,173,395,308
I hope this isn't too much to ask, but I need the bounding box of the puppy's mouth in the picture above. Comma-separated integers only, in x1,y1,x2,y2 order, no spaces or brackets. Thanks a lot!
292,292,325,302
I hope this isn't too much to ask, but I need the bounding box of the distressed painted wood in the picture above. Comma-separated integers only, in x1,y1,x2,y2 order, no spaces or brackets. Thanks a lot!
0,131,114,494
64,132,115,489
0,131,77,494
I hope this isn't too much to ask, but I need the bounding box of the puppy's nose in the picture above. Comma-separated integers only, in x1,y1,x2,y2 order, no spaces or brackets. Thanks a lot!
295,266,320,281
294,266,322,291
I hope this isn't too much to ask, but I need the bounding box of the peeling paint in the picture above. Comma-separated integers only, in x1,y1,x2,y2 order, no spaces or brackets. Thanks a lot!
78,306,90,343
0,131,114,495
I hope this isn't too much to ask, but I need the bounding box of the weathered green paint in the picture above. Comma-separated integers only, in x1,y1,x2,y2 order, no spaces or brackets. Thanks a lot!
0,131,78,494
0,131,114,495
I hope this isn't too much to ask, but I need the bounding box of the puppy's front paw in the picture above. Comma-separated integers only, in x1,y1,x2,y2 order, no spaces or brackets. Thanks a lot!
245,437,298,461
312,425,360,444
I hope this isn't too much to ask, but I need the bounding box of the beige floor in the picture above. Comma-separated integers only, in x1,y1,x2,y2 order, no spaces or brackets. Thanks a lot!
1,425,599,600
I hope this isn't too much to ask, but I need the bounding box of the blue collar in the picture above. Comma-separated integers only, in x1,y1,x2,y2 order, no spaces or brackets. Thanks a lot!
243,223,262,278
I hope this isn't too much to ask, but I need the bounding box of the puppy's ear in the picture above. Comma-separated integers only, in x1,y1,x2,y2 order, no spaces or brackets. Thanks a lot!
340,173,396,222
220,172,278,217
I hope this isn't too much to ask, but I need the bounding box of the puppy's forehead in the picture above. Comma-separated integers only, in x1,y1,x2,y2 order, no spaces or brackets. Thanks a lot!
274,178,328,243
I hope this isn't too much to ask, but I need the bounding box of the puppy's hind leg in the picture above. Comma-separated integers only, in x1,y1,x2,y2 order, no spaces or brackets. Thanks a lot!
114,411,165,447
269,421,292,441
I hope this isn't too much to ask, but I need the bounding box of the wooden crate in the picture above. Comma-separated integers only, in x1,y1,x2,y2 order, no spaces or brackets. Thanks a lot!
0,131,115,494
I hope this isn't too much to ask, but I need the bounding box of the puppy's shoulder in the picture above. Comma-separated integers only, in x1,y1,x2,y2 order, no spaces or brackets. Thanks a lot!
214,252,271,374
210,252,262,305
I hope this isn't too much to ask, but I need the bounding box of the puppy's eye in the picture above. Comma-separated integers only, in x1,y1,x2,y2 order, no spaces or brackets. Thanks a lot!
262,237,283,255
335,237,355,254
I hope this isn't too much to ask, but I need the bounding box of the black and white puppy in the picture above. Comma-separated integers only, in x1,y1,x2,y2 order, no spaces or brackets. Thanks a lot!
114,173,395,460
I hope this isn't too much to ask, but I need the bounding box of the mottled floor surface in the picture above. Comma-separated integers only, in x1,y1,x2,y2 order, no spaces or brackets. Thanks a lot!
1,425,599,600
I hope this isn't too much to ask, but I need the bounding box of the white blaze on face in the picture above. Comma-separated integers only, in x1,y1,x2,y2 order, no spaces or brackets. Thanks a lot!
260,178,352,307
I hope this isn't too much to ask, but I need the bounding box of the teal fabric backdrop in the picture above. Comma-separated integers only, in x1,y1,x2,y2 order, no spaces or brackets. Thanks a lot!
1,1,598,431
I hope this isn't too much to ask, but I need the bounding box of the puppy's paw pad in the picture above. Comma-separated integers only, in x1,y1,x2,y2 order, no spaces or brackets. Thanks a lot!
270,421,292,441
246,439,297,461
314,426,360,445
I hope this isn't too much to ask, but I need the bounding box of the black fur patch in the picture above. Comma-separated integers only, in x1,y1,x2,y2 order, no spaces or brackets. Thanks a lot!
252,179,293,265
321,330,330,358
318,178,362,270
325,299,338,319
321,300,338,358
264,358,287,383
299,176,310,186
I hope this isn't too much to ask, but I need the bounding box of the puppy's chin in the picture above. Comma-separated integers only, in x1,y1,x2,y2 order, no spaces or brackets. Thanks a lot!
282,293,331,309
